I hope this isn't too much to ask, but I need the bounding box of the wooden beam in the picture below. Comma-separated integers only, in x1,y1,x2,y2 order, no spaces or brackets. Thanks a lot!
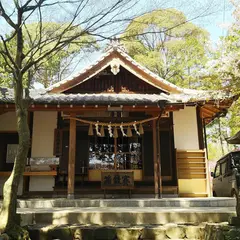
1,103,184,113
203,106,220,113
200,108,214,118
67,113,76,199
157,118,162,198
201,107,216,116
152,119,159,198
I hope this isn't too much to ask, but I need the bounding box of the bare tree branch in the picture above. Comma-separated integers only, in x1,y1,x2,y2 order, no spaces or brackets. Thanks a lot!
0,1,17,29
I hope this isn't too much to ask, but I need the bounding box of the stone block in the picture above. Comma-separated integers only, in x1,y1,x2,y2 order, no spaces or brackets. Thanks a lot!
27,226,49,240
116,227,142,240
70,227,95,240
48,226,72,240
229,216,240,226
204,223,228,240
93,227,116,240
165,224,185,239
141,226,166,240
185,225,204,239
20,213,34,226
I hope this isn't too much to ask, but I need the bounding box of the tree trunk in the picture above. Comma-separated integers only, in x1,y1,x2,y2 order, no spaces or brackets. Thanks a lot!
0,100,30,239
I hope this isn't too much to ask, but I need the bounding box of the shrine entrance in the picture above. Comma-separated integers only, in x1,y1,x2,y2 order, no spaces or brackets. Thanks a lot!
56,111,177,199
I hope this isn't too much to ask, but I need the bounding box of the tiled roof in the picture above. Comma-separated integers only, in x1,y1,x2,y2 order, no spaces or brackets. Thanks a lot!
0,87,233,105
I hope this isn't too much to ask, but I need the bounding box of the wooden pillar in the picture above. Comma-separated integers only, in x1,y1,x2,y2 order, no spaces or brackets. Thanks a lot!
114,137,117,169
152,119,159,198
196,106,204,149
203,119,209,159
157,118,162,198
67,113,76,199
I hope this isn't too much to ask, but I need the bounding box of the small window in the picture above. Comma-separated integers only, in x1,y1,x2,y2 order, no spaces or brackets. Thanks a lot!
214,163,221,178
232,152,240,166
221,161,227,175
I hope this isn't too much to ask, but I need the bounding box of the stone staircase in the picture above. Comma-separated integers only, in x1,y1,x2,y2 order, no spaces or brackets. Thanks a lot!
2,198,236,239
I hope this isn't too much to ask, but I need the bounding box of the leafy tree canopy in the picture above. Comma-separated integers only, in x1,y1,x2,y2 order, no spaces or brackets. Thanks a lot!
122,8,210,88
0,22,97,88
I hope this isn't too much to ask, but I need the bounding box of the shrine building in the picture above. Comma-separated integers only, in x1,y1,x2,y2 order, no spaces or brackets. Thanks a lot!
0,43,236,198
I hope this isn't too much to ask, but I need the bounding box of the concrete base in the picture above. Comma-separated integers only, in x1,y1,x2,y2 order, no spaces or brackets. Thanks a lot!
9,197,236,209
20,206,236,226
67,193,74,199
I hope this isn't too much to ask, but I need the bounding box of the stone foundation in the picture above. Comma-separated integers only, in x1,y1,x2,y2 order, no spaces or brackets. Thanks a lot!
24,223,208,240
23,223,240,240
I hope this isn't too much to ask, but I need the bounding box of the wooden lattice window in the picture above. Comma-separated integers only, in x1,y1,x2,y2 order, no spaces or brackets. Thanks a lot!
53,129,63,156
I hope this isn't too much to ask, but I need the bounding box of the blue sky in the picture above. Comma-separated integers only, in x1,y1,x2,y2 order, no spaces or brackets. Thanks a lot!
200,4,234,42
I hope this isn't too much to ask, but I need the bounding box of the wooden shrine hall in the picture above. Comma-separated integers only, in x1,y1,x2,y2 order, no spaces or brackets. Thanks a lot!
0,42,236,198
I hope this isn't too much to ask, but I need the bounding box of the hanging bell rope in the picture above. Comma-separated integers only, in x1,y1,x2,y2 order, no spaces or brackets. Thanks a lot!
64,115,159,126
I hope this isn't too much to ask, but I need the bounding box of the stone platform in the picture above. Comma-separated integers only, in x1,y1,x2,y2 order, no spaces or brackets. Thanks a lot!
11,197,236,227
20,206,236,226
1,198,237,239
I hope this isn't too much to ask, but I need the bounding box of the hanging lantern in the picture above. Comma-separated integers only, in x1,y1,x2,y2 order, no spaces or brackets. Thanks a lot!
139,123,144,135
113,127,118,138
88,124,93,136
100,125,105,137
127,126,132,137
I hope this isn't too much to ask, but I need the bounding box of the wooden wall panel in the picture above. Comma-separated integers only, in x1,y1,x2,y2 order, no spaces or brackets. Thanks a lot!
176,150,209,197
64,66,163,94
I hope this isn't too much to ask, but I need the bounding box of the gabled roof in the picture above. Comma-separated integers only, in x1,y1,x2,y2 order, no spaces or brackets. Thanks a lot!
47,44,186,94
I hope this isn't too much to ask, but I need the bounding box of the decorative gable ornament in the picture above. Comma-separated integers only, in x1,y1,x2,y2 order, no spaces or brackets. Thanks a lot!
105,38,128,53
110,59,120,75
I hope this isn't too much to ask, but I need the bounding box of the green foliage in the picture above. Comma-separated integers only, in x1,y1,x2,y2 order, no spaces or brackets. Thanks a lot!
208,143,226,161
228,99,240,136
0,22,97,88
203,7,240,143
122,8,210,88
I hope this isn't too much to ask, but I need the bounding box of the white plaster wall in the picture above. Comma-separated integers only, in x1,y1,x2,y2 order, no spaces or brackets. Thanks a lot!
31,111,57,157
0,177,23,196
29,176,55,191
0,112,17,131
173,106,199,150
